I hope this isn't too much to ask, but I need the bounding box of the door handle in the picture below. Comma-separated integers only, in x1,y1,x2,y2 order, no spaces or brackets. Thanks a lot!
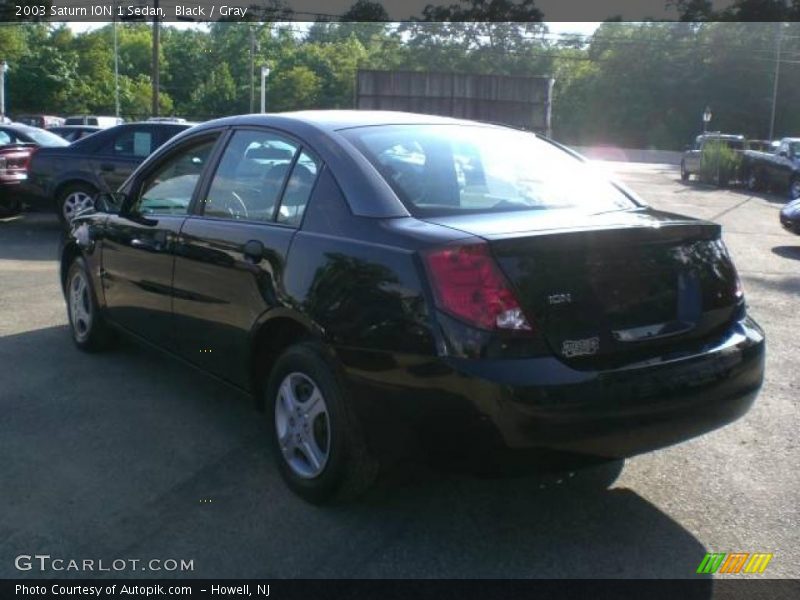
131,238,161,252
242,240,264,264
100,163,115,172
131,230,168,252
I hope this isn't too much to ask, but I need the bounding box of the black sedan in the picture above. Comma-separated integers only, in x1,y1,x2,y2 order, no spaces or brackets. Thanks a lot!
780,198,800,234
60,111,765,503
25,121,191,224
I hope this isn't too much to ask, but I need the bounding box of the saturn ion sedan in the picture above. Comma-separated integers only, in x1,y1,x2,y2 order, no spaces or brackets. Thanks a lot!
60,111,765,503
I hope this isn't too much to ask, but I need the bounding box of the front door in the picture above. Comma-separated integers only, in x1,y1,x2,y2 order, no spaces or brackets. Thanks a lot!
171,128,321,387
100,136,219,348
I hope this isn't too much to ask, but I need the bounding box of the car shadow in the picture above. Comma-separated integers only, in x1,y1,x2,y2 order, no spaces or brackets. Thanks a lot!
772,246,800,261
0,325,712,584
0,212,62,261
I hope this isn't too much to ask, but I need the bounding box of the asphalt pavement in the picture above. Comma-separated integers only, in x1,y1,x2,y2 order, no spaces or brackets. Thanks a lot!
1,163,798,579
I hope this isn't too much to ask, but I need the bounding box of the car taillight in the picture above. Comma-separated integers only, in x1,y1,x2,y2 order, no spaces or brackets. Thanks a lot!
423,243,533,333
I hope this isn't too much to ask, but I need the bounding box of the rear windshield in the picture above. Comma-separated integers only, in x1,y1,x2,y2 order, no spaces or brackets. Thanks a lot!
340,124,636,216
25,128,69,147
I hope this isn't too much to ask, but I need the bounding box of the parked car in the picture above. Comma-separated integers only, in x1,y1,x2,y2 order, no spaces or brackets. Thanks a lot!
0,123,71,148
64,115,124,128
49,125,103,143
25,121,191,223
60,111,765,503
747,139,778,153
14,114,65,129
147,117,188,123
780,198,800,234
681,133,746,182
0,146,36,217
743,137,800,198
0,125,69,217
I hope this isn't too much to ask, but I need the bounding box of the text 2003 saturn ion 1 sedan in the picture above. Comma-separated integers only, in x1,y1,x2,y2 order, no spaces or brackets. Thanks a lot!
60,111,765,503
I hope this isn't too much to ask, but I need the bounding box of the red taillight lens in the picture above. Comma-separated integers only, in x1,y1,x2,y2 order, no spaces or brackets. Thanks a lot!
423,243,533,332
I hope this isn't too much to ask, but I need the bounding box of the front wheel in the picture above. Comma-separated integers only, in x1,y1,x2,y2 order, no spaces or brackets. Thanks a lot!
66,258,114,352
680,161,689,181
265,342,378,504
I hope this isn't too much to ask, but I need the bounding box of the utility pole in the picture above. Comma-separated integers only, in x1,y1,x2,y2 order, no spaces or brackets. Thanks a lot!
249,26,256,113
113,0,120,118
769,22,783,141
0,60,6,120
151,0,160,117
261,67,270,113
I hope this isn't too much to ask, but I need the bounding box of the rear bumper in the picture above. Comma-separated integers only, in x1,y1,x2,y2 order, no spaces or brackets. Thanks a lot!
344,316,765,460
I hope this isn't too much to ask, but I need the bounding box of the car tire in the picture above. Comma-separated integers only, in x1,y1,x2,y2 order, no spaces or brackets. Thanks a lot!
790,177,800,201
0,196,21,218
58,183,96,226
265,341,378,504
680,161,689,181
746,169,762,192
65,257,114,352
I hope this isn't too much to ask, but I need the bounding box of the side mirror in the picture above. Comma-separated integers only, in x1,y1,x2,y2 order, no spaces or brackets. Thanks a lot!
93,191,126,214
779,150,788,157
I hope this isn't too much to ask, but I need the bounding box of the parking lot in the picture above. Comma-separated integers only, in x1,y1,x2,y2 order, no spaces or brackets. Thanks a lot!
1,162,798,579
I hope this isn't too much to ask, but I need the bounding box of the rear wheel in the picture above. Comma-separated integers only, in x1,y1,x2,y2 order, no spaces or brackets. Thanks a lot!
58,183,96,226
746,169,762,192
66,258,114,352
790,177,800,200
0,195,21,218
265,342,378,504
680,161,689,181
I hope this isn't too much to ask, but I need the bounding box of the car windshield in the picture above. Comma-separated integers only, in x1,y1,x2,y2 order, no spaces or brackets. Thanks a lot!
25,128,69,147
341,125,636,216
788,142,800,156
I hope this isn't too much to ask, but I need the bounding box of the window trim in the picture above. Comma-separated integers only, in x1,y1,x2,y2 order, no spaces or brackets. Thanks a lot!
127,131,225,218
194,125,323,229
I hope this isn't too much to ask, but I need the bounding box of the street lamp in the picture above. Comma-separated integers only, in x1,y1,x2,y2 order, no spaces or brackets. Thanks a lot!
703,106,712,134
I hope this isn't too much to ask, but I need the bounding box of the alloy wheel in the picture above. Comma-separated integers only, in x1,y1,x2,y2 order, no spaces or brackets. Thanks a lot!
69,270,93,342
62,191,94,222
274,372,331,479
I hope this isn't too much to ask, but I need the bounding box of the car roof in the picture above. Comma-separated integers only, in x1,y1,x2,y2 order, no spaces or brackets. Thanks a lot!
699,133,745,140
3,123,44,132
189,110,501,135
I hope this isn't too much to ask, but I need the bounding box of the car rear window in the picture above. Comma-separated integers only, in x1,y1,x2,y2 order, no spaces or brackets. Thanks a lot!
340,124,635,217
25,128,69,147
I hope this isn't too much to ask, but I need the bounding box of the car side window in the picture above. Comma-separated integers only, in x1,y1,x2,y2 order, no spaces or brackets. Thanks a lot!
131,138,217,216
277,151,320,226
0,130,11,145
110,128,155,158
202,130,300,222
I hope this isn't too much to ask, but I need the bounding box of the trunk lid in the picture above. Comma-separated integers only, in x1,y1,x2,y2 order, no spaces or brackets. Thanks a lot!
423,208,742,368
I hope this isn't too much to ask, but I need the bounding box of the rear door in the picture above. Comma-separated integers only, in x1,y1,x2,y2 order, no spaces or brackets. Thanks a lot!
172,127,322,387
101,134,221,348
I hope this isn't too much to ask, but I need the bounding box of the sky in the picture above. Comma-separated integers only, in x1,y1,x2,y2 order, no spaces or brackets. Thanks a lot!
68,21,602,37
